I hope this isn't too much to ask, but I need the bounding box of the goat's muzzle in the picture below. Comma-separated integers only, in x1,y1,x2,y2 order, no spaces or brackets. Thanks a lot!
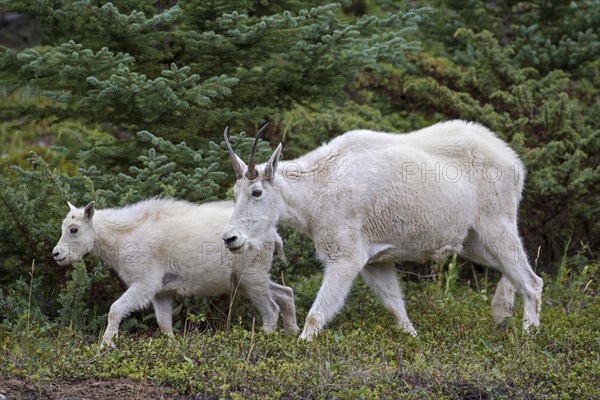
222,233,244,252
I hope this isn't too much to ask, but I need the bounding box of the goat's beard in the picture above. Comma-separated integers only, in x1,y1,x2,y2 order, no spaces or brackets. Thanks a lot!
233,240,273,263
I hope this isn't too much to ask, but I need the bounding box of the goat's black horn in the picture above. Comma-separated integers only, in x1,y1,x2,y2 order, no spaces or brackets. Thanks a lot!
247,122,269,180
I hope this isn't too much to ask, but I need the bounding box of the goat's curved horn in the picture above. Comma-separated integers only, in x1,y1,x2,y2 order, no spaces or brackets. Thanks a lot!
223,127,244,180
246,122,269,180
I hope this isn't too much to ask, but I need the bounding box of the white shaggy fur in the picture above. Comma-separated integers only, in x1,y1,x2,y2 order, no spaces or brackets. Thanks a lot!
222,120,543,340
52,198,298,347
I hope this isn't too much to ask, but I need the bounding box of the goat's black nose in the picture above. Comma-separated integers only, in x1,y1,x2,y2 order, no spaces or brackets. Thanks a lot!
224,236,238,246
53,251,60,257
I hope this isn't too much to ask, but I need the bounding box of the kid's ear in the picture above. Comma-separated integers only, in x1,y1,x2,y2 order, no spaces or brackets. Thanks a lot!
67,201,77,211
84,201,95,220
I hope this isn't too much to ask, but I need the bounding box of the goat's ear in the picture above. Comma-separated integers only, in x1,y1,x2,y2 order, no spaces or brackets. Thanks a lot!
234,154,248,180
223,126,248,180
83,201,95,220
264,143,282,182
67,201,77,211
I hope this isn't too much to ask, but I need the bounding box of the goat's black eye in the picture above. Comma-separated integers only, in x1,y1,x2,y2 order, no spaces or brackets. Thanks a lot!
70,227,78,234
252,189,262,198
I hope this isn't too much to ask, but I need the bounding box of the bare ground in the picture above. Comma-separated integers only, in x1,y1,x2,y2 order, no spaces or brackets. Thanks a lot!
0,378,202,400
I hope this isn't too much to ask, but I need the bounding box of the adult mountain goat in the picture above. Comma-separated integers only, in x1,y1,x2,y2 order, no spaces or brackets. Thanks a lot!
222,121,543,341
52,198,298,347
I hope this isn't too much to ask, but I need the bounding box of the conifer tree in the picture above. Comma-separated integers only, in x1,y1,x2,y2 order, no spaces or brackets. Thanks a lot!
1,1,421,142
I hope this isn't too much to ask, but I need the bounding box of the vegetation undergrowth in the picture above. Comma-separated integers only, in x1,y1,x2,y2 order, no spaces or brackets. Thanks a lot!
1,264,597,399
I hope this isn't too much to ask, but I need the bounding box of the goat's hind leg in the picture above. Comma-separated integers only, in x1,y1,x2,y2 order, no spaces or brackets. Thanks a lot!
491,276,515,327
464,229,516,326
361,262,416,336
152,293,175,336
463,225,543,331
505,236,543,331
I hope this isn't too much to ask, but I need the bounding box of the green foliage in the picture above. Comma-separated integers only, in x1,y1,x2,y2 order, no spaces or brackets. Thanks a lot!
56,261,110,332
270,226,319,280
418,0,600,81
0,275,46,331
278,101,400,158
1,1,422,141
0,155,69,274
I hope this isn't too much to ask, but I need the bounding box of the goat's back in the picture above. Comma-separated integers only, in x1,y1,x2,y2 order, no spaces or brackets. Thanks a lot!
329,120,520,169
107,198,233,243
284,120,524,258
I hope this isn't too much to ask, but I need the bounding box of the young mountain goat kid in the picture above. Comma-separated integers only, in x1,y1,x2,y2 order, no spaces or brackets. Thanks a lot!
222,120,543,340
52,198,298,347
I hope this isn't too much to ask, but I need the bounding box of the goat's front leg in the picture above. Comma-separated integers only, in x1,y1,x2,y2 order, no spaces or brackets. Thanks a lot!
269,281,299,334
300,253,366,341
238,270,280,333
102,282,158,348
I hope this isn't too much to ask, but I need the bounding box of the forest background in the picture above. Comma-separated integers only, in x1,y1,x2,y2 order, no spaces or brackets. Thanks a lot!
0,1,598,398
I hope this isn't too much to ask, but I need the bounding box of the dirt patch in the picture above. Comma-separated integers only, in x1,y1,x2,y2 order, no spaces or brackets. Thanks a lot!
0,378,200,400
